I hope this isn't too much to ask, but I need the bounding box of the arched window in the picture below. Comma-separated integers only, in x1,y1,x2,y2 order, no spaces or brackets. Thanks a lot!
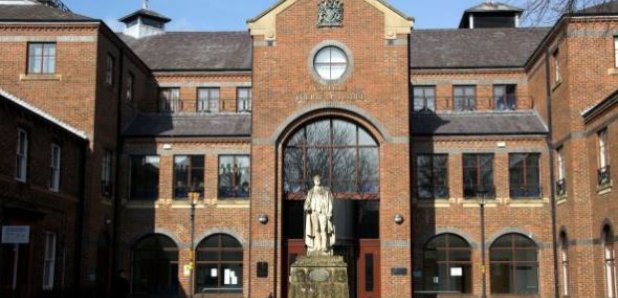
604,225,617,298
132,234,179,295
490,233,538,294
283,118,379,200
559,231,570,296
422,234,472,293
195,234,243,294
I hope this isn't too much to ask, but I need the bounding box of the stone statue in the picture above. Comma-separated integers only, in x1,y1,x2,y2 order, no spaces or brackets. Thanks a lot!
304,175,335,256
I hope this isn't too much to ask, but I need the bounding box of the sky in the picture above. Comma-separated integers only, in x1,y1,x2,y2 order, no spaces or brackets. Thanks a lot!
60,0,529,32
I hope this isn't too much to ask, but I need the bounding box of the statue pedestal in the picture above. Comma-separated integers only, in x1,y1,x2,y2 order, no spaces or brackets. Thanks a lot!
288,256,349,298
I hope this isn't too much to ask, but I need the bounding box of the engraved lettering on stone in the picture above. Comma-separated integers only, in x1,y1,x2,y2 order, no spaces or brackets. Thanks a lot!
318,0,343,27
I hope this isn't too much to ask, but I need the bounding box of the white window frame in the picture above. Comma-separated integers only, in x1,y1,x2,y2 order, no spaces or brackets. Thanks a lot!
42,232,57,290
16,129,28,182
560,239,569,296
599,128,609,169
197,87,220,113
606,241,617,298
614,36,618,68
557,146,565,180
553,49,561,83
49,144,61,192
237,87,252,113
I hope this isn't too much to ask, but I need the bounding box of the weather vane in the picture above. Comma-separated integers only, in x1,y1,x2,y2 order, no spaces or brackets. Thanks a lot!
142,0,149,10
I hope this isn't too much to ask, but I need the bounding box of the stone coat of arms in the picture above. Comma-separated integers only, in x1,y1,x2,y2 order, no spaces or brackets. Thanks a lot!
318,0,343,27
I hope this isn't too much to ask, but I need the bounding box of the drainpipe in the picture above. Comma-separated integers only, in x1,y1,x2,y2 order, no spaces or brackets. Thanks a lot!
111,44,125,283
544,46,560,298
75,138,89,295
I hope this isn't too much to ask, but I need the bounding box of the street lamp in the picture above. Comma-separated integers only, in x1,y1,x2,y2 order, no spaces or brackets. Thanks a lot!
477,186,491,298
188,191,200,298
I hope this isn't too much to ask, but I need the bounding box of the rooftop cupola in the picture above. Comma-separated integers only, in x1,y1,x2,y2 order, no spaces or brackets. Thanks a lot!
459,1,524,29
119,0,170,38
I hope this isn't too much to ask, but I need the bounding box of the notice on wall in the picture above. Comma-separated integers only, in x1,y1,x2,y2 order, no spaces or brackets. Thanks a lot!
1,226,30,244
224,269,238,285
210,268,218,278
433,276,439,284
450,267,463,277
183,264,191,277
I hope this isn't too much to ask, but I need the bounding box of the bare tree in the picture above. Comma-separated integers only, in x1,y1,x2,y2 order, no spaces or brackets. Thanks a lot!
515,0,615,25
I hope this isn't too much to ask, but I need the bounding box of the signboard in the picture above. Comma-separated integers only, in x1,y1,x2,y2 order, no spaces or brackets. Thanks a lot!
450,267,463,277
1,226,30,244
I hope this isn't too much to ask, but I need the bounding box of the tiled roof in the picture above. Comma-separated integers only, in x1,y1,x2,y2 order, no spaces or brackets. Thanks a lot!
411,111,549,135
582,88,618,122
0,4,92,21
0,88,88,139
578,1,618,14
410,27,550,68
119,9,170,23
119,31,252,71
123,113,251,137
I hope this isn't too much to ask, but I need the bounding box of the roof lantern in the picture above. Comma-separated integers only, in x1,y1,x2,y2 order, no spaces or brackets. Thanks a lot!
119,0,170,38
459,0,524,29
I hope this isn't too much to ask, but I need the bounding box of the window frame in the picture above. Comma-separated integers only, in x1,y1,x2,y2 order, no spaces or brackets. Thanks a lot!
197,87,220,113
489,233,539,294
553,48,561,84
236,87,252,113
283,118,380,200
49,143,62,192
413,85,436,112
195,234,243,294
15,128,28,182
559,232,570,297
101,149,113,197
599,128,609,169
415,154,449,199
422,233,472,293
313,45,349,82
42,232,57,290
604,226,617,298
493,84,517,111
105,53,115,86
218,155,251,199
27,42,56,74
126,72,135,102
614,36,618,68
173,155,205,200
508,153,541,199
159,87,181,113
129,155,161,200
462,153,494,198
453,85,476,111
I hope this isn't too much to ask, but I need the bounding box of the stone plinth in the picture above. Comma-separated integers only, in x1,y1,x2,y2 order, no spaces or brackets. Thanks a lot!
288,256,349,298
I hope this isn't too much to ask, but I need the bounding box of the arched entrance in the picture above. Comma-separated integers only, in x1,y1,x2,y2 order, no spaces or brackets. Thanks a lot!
281,117,380,298
131,234,179,297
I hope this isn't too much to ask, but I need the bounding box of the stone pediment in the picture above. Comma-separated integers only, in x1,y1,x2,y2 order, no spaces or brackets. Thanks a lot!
247,0,414,40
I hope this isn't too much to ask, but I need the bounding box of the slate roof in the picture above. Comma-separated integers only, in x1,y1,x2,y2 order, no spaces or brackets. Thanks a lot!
0,3,92,21
123,113,251,137
119,9,170,23
578,1,618,14
119,32,252,71
411,111,548,135
582,88,618,122
410,27,550,68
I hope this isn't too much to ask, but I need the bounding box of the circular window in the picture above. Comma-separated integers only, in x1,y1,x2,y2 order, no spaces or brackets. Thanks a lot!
313,46,349,81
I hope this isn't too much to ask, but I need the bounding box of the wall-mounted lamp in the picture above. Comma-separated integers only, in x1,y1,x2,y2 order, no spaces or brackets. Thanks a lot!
393,214,404,225
258,214,269,225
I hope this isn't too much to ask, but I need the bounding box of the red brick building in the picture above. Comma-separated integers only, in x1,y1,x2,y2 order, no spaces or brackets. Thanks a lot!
1,0,618,297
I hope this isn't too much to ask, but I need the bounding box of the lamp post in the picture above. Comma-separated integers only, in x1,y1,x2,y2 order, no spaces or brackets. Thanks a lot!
477,187,489,298
188,191,200,298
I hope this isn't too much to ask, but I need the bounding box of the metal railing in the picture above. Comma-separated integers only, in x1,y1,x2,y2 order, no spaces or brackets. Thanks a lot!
412,96,534,112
